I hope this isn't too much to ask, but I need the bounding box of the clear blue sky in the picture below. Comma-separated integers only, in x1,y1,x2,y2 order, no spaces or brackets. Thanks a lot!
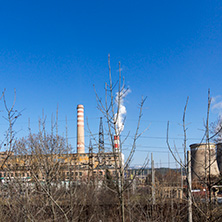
0,0,222,167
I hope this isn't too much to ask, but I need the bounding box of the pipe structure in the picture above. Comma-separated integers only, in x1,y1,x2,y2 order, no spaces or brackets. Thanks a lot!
190,143,219,180
77,104,85,153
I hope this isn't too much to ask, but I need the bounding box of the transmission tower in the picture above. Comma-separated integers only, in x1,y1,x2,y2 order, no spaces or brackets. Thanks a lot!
88,139,94,183
99,117,104,153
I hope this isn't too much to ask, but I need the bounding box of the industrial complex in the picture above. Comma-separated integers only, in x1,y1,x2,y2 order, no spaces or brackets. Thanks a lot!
0,104,222,188
0,104,123,183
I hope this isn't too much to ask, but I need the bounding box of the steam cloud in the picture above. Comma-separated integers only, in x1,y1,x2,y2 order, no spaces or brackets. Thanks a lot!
212,95,222,142
114,88,131,134
212,95,222,117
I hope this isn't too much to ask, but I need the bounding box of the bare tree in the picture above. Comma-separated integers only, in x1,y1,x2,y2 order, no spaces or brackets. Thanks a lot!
94,55,148,222
166,90,222,222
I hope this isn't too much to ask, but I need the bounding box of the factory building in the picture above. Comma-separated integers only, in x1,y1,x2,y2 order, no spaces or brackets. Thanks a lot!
0,105,123,183
5,104,222,184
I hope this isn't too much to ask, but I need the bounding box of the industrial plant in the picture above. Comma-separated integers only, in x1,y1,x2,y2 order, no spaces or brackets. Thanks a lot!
0,104,222,222
1,104,222,188
0,104,123,183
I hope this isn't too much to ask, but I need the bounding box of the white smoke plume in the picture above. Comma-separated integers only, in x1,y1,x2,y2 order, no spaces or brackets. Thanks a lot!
114,88,131,134
211,95,222,142
212,95,222,117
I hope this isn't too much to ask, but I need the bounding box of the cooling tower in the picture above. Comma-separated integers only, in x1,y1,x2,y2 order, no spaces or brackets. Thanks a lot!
216,143,222,174
77,105,85,153
190,143,220,180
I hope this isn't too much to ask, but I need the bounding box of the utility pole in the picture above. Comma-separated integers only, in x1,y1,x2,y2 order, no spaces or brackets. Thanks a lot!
187,150,192,222
181,160,183,199
151,153,155,205
168,151,171,184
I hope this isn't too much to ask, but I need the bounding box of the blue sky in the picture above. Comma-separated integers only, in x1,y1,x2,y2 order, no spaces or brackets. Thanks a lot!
0,0,222,167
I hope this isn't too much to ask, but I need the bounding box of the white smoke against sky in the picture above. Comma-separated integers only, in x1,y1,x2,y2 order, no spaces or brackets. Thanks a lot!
211,96,222,142
212,95,222,117
114,88,131,134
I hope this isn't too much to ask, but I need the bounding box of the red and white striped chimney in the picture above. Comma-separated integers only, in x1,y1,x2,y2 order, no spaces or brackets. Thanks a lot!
77,104,85,153
114,135,120,152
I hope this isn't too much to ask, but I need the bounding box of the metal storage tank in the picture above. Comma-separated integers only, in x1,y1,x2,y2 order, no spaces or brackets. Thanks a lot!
190,143,220,180
216,143,222,174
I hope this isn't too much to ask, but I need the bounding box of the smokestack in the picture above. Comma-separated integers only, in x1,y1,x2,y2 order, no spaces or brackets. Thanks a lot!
190,143,220,180
114,135,119,152
77,104,85,153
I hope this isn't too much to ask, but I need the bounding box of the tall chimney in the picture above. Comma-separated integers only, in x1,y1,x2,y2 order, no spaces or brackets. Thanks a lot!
77,104,85,153
114,135,119,153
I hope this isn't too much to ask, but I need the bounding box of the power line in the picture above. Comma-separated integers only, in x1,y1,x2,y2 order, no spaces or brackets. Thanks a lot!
67,134,203,141
135,149,183,154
